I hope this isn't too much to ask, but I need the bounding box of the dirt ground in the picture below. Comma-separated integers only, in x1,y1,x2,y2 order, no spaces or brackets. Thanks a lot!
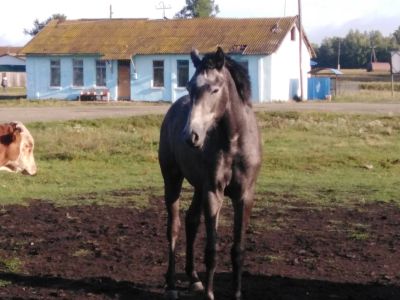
0,193,399,300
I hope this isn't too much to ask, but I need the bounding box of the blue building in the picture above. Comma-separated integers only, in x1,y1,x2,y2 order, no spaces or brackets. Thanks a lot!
21,17,315,102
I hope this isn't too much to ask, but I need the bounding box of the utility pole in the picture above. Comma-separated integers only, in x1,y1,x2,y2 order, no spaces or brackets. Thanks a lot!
109,5,114,19
337,39,341,70
298,0,304,101
156,1,171,19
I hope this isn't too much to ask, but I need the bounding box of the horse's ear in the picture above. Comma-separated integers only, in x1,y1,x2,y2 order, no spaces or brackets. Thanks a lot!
190,48,201,69
215,47,225,70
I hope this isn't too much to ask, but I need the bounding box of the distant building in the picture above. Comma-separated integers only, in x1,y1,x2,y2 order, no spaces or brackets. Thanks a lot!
21,17,315,102
366,62,391,72
0,47,26,87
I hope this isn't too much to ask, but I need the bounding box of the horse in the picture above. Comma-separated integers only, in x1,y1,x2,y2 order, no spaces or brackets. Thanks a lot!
158,47,261,300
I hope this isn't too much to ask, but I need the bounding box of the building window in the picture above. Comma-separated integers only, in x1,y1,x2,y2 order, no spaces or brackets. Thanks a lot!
73,59,84,87
50,59,61,87
291,27,296,41
153,60,164,87
177,60,189,87
96,60,107,87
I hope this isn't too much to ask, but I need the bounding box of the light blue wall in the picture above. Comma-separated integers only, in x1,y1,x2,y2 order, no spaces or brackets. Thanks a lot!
131,54,196,102
26,54,267,102
26,55,118,100
132,54,265,103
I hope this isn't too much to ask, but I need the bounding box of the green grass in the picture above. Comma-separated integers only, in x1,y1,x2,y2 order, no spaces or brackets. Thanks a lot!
0,112,399,208
0,115,163,206
333,89,400,103
0,256,23,287
0,98,169,107
257,111,400,207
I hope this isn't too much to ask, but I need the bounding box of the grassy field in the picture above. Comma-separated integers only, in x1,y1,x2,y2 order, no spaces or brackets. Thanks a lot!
333,89,400,103
0,111,399,208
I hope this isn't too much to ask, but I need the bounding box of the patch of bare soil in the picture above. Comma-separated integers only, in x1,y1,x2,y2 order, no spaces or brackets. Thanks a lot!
0,197,399,299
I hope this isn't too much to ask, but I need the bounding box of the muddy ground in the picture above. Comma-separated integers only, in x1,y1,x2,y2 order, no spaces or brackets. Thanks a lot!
0,195,399,300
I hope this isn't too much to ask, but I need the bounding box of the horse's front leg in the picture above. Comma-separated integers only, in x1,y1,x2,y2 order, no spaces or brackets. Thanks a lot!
164,177,183,300
231,189,255,300
185,189,204,292
203,190,224,300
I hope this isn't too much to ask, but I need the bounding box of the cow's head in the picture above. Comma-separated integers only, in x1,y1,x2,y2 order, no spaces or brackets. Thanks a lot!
0,122,37,175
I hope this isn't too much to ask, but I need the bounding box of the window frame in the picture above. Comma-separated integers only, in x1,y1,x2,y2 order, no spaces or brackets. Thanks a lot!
176,59,189,88
96,60,107,87
153,60,164,88
50,59,61,87
72,59,84,87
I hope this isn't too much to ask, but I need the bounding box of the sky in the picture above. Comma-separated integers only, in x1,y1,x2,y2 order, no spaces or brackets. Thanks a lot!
1,0,399,46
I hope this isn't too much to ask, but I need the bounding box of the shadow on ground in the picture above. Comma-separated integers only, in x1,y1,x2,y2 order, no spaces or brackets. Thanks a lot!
1,271,399,300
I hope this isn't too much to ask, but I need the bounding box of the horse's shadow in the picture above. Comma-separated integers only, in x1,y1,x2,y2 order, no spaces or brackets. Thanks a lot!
0,271,399,300
0,271,162,299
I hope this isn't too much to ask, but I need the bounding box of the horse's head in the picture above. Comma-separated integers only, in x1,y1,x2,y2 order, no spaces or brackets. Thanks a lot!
184,47,230,149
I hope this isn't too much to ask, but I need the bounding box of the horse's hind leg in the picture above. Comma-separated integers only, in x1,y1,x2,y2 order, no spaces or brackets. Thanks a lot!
164,173,183,299
185,189,204,292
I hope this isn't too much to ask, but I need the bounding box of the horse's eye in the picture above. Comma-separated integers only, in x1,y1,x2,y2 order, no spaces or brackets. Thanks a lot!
211,89,219,94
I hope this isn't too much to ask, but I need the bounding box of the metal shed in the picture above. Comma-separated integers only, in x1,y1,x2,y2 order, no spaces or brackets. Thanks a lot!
308,68,342,100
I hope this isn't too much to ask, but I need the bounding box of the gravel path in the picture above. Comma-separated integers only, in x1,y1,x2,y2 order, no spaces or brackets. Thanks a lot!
1,102,400,123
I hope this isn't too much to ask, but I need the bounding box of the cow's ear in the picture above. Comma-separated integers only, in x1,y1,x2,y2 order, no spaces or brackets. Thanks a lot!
10,123,21,142
215,47,225,70
191,48,201,69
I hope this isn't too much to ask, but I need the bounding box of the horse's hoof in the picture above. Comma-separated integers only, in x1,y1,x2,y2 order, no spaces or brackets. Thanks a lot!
189,281,204,293
164,289,179,300
233,291,242,300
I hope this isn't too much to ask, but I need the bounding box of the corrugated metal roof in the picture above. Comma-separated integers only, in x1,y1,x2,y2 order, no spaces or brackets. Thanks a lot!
21,17,315,59
0,47,22,56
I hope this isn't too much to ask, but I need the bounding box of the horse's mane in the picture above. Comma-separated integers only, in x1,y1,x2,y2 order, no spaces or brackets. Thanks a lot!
199,51,252,106
224,56,252,106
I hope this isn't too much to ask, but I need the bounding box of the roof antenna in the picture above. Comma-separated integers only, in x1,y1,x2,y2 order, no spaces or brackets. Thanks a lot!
272,0,286,33
109,4,114,19
284,0,287,17
156,1,171,19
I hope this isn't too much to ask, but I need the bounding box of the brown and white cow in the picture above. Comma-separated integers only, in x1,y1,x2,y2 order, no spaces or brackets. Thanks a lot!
0,122,37,175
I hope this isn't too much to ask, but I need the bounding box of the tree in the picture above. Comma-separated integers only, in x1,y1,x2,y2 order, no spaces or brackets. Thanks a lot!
174,0,219,19
24,14,67,36
314,28,398,69
393,26,400,45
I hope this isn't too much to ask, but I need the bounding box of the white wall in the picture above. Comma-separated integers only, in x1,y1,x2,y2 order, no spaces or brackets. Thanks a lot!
269,26,312,101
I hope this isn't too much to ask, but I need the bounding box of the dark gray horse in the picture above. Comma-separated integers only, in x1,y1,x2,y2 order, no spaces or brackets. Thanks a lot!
159,47,261,300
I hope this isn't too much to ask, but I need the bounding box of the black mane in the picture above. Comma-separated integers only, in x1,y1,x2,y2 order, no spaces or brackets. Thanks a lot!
224,55,252,105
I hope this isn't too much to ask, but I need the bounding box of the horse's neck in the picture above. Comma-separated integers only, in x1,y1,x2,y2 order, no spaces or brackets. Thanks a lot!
223,91,247,143
219,68,250,144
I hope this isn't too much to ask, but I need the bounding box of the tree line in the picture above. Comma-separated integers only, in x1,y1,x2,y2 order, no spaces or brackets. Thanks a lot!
313,27,400,69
